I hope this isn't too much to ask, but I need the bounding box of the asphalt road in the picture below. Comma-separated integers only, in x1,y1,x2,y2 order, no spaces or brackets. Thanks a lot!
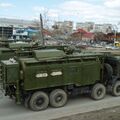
0,94,120,120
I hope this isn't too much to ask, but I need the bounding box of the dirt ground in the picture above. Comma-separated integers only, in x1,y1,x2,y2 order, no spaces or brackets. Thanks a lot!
54,106,120,120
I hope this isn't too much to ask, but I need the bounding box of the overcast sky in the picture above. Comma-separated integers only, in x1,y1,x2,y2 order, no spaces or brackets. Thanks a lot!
0,0,120,25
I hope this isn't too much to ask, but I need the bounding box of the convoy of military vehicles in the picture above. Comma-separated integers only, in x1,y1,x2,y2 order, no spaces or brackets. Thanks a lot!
0,40,120,111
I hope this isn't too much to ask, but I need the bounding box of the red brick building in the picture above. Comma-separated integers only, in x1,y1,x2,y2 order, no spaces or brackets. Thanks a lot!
71,29,94,40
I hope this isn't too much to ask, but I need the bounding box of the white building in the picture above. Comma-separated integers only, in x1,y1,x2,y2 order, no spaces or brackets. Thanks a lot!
76,22,94,32
93,24,112,34
54,21,73,34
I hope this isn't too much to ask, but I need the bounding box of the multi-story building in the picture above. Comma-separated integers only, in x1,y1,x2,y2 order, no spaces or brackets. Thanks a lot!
0,26,13,39
93,24,112,34
63,21,73,34
54,21,73,34
76,22,94,32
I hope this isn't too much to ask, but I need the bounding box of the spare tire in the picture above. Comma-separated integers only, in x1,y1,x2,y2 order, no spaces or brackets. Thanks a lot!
104,63,113,79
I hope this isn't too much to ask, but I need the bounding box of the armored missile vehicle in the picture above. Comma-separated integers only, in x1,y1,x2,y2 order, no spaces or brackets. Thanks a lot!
1,49,120,111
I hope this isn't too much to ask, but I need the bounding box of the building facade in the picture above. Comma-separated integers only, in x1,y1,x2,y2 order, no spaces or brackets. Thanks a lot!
93,24,112,34
54,21,73,34
76,22,94,32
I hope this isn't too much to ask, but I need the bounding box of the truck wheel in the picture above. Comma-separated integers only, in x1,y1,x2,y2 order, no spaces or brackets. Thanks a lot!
112,81,120,96
91,83,106,100
29,91,49,111
50,89,67,108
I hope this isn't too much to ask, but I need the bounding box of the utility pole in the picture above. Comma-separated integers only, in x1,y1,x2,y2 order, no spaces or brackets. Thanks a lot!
40,14,45,46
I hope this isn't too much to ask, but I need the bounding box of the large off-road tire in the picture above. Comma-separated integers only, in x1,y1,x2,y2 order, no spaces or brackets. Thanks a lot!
29,91,49,111
50,89,67,108
111,81,120,96
91,83,106,100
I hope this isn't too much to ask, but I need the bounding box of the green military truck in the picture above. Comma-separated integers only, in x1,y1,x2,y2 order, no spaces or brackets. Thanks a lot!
0,42,72,81
0,42,71,99
1,49,120,111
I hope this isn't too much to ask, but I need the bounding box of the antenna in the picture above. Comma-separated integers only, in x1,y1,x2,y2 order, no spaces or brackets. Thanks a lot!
40,14,45,46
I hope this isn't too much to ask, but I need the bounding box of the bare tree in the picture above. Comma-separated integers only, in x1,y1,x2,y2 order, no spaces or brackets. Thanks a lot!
31,8,51,30
42,9,50,29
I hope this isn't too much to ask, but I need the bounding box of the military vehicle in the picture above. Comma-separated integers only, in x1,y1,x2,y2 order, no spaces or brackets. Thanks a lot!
1,49,120,111
0,41,75,81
